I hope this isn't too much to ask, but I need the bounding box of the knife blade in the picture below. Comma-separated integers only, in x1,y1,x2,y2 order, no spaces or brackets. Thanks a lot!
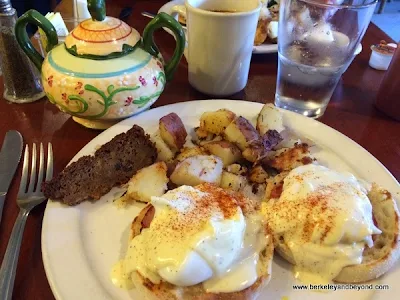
0,131,23,225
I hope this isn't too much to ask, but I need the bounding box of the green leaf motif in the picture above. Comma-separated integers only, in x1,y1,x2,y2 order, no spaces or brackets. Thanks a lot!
107,85,115,94
133,91,162,108
157,72,166,86
46,84,140,119
83,84,140,119
46,78,165,118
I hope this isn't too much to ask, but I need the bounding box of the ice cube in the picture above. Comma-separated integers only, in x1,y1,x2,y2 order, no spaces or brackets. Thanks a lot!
303,22,334,45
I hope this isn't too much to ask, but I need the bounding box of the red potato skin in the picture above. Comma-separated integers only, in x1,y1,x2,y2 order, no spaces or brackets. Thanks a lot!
159,113,188,150
235,116,260,143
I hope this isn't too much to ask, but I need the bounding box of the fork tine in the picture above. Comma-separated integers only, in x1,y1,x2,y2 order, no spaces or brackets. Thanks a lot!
35,143,44,193
18,145,29,195
27,143,37,193
45,143,53,181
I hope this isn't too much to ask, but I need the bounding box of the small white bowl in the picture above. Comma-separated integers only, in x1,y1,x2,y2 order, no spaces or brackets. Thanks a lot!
369,43,397,71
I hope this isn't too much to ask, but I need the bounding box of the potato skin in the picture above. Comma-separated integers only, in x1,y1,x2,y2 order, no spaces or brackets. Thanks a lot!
159,113,188,151
224,116,260,150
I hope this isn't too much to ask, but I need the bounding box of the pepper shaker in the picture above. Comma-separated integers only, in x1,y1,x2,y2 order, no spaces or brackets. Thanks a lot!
0,0,45,103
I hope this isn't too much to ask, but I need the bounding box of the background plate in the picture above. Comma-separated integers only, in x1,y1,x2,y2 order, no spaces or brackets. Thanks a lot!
42,100,400,300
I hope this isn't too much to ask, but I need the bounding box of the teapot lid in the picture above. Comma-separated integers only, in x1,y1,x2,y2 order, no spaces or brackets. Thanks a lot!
64,0,140,57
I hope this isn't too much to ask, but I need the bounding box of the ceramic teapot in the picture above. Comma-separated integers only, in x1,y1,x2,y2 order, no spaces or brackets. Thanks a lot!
15,0,185,129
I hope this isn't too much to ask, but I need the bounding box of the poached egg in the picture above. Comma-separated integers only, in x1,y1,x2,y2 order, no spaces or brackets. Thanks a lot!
112,183,269,293
262,164,381,284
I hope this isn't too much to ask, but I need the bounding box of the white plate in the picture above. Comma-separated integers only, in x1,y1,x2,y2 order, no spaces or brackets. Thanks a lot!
158,0,278,55
42,100,400,300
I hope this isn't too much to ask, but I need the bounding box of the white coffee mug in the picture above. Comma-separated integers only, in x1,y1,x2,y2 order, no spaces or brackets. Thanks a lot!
172,0,261,96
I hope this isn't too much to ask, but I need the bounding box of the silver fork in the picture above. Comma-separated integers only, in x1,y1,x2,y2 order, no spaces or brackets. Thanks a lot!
0,143,53,300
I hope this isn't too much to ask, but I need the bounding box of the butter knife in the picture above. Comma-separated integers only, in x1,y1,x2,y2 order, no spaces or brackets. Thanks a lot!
0,131,23,225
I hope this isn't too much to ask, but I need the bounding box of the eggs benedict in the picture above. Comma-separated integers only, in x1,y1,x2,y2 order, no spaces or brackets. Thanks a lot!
262,164,400,284
112,183,273,299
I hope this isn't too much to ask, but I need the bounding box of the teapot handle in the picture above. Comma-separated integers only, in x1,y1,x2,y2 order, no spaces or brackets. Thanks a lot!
142,12,185,81
15,9,58,71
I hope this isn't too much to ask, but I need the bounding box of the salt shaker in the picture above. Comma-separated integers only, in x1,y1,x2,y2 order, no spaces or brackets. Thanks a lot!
0,0,45,103
375,43,400,121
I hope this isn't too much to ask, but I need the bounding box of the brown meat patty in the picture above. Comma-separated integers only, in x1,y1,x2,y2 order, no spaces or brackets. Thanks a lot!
43,125,157,206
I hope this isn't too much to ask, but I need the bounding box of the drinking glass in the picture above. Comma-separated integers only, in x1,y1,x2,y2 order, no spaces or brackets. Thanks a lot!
275,0,377,118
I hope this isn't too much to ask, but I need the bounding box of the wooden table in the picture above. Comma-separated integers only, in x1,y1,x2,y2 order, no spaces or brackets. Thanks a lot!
0,0,399,299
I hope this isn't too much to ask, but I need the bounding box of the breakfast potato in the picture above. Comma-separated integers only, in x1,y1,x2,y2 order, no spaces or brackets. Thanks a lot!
242,183,266,202
256,103,285,135
243,129,283,163
203,141,242,166
192,127,216,145
198,136,223,146
220,171,248,192
127,162,169,203
159,113,187,152
265,143,315,172
176,146,207,162
264,172,289,201
170,155,223,186
224,116,260,150
249,165,269,183
226,163,248,176
151,132,176,162
242,145,266,163
200,109,236,135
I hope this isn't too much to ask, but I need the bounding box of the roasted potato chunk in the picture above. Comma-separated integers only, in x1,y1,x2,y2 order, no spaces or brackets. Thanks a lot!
192,127,217,145
264,143,315,172
256,103,285,135
249,165,269,183
242,145,266,163
170,155,223,186
226,164,248,176
151,131,176,162
224,116,260,150
127,162,169,203
200,109,236,135
220,171,248,192
203,141,242,166
242,130,283,163
264,172,289,201
176,146,207,162
159,113,187,151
